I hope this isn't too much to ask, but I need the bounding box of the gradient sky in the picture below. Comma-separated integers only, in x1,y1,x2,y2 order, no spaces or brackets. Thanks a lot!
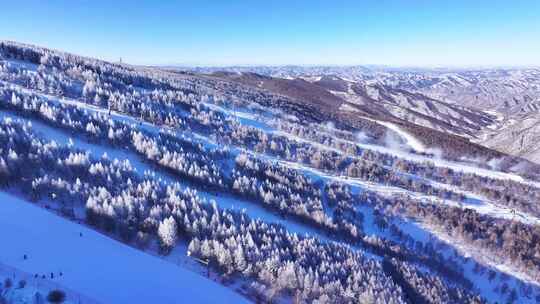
2,0,540,66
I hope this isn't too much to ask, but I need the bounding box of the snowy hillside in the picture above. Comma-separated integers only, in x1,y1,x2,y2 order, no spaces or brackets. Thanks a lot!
189,65,540,163
0,192,246,304
1,41,540,303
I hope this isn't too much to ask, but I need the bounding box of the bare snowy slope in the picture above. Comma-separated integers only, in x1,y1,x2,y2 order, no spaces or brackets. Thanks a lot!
0,192,247,304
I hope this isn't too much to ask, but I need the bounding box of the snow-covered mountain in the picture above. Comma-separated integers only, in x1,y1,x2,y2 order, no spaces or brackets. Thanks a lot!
2,41,540,303
187,65,540,164
188,66,540,114
478,111,540,163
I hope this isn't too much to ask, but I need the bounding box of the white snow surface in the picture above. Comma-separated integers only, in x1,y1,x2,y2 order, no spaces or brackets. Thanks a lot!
0,191,248,304
0,262,93,304
363,117,426,152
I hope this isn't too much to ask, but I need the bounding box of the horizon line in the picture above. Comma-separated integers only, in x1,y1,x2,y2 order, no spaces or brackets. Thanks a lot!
152,63,540,70
3,40,539,70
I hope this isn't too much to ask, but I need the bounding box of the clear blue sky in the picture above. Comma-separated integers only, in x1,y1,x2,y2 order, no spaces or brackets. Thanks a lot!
3,0,540,66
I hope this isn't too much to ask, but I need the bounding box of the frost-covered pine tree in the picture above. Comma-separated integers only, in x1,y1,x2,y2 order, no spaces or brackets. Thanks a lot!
233,245,247,273
158,216,178,253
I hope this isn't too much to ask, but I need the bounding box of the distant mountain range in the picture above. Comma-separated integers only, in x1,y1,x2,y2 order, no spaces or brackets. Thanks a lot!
180,65,540,163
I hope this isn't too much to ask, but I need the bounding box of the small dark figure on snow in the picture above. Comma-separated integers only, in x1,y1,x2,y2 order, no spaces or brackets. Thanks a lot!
50,272,54,279
47,289,66,304
80,232,83,237
23,254,27,260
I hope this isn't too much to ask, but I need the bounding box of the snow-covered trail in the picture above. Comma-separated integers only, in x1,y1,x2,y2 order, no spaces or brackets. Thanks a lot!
8,80,540,189
352,115,426,152
51,94,540,227
202,102,274,132
422,220,540,289
260,150,540,299
204,94,540,295
8,83,540,250
251,128,540,226
270,157,540,226
0,191,249,304
0,111,384,260
1,80,168,136
274,126,540,189
8,86,540,228
427,179,540,225
0,110,325,239
12,80,537,189
390,218,540,304
373,119,426,152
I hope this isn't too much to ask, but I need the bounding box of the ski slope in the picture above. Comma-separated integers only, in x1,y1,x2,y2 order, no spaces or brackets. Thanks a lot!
0,110,328,241
274,122,540,188
0,191,248,304
0,262,95,304
377,120,427,152
361,116,426,152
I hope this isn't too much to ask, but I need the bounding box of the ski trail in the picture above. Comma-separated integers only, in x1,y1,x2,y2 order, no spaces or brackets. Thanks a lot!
362,116,426,152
